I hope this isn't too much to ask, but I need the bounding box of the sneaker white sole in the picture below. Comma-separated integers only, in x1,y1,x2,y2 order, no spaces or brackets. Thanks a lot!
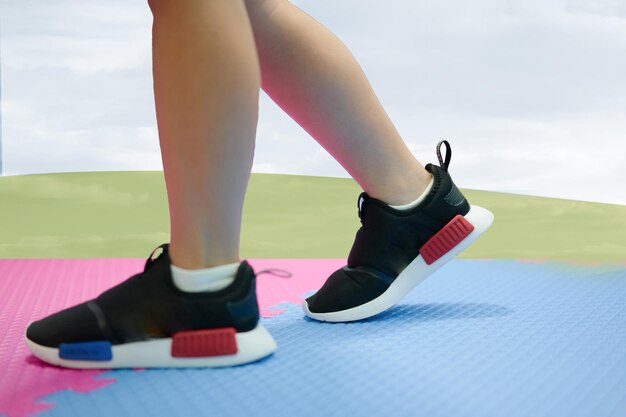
302,204,495,322
24,323,277,369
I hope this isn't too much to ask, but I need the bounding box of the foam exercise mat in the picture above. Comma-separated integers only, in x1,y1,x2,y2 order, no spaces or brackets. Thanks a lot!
1,258,625,417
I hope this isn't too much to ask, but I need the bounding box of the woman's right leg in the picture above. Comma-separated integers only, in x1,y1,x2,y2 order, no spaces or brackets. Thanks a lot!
24,0,276,369
149,0,260,269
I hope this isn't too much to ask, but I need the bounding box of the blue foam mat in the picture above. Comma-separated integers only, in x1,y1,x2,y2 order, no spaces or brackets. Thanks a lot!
37,260,626,417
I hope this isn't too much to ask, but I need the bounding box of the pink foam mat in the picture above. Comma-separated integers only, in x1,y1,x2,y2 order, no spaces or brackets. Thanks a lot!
0,257,342,417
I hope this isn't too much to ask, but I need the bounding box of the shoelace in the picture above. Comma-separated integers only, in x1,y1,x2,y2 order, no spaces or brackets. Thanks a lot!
255,268,292,278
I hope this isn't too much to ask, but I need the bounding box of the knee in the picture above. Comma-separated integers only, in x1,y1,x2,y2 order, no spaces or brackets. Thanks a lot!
243,0,285,20
147,0,282,17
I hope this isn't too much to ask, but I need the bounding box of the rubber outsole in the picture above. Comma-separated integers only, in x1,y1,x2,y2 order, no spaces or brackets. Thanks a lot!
302,205,495,322
24,323,277,369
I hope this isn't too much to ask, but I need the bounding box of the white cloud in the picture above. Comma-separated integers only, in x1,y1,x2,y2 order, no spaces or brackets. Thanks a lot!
1,0,625,205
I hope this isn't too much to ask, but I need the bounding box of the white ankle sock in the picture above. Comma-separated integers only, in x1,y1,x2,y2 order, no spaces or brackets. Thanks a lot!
170,261,239,292
389,174,434,211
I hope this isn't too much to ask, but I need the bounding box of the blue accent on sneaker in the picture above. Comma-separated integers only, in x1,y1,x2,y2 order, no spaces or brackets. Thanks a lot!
59,341,113,361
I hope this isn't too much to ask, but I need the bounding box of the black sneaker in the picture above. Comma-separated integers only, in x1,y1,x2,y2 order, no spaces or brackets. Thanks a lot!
302,140,494,322
25,243,277,368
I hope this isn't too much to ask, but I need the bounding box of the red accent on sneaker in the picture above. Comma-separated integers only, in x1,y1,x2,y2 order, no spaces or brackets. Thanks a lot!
171,327,238,357
419,215,474,265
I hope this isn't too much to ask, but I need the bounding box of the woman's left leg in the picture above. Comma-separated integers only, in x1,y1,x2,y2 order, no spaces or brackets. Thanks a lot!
243,0,433,206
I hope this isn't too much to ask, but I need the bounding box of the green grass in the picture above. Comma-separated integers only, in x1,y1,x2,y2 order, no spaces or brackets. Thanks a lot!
0,171,624,261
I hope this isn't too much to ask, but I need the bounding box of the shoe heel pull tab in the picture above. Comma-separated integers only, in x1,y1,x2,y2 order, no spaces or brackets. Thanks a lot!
436,140,452,172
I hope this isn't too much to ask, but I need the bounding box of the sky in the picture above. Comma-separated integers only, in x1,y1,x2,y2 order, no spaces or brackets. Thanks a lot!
0,0,625,205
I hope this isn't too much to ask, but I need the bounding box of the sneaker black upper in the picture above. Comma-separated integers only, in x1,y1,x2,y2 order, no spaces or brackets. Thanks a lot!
26,243,261,348
306,140,471,314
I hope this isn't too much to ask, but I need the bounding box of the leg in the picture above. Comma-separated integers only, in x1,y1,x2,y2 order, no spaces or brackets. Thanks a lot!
151,0,260,269
243,0,432,205
25,0,278,368
241,0,495,322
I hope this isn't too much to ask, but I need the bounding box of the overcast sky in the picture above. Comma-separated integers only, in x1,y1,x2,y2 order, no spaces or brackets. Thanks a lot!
1,0,625,204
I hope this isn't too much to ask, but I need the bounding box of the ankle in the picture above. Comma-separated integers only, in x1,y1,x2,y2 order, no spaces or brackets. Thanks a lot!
389,173,434,209
168,243,240,270
371,170,434,207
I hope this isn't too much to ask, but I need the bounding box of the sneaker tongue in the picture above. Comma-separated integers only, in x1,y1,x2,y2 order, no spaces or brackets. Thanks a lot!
144,243,169,271
357,192,369,223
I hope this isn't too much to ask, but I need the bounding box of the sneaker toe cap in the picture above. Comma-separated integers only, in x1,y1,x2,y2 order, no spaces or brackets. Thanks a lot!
305,267,390,314
26,302,109,348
